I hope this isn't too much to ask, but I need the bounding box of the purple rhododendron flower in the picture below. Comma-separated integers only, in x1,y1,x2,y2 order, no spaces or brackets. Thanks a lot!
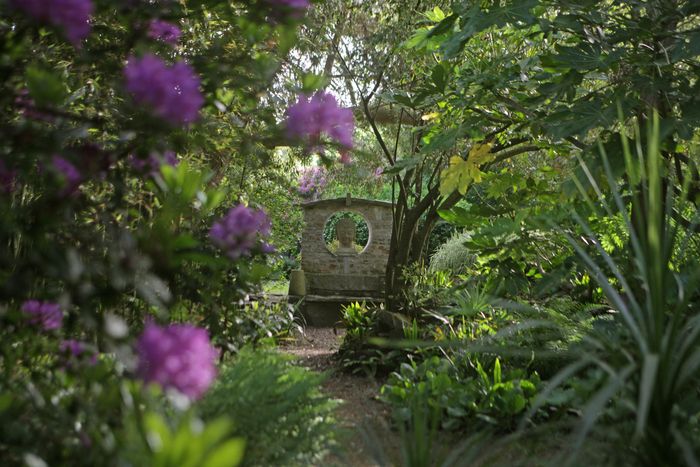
297,166,327,199
267,0,310,10
373,166,384,179
0,160,18,194
124,54,204,126
148,19,182,46
128,150,178,177
60,339,85,356
60,339,98,367
10,0,93,46
285,91,354,156
136,322,219,400
22,300,63,331
210,204,274,259
52,155,82,196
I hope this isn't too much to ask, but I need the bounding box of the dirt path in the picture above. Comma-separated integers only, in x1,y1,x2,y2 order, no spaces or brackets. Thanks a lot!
281,327,398,466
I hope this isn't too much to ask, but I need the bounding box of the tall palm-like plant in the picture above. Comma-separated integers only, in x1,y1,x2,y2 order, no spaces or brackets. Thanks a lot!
537,114,700,465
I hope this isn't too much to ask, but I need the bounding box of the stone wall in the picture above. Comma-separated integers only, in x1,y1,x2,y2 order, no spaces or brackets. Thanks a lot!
300,196,393,297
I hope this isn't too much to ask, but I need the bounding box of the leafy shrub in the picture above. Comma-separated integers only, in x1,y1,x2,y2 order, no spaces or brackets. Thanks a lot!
205,299,301,355
400,263,455,317
531,119,700,464
381,356,540,431
342,301,377,340
337,301,416,375
429,230,475,275
198,348,338,466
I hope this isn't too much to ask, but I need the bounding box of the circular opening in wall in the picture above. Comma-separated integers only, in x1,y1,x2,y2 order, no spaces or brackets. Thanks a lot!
323,211,370,255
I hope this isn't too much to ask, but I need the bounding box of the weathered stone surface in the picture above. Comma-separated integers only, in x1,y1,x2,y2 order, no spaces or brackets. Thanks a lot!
299,196,393,296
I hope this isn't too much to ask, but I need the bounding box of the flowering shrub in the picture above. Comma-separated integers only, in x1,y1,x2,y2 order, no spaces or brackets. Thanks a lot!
22,300,63,331
9,0,94,47
285,91,354,157
0,0,330,463
124,54,204,126
147,19,182,46
297,166,328,199
210,204,274,260
136,322,219,400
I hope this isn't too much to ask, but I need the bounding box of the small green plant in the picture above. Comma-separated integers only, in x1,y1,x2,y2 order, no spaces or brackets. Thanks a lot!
342,301,377,340
121,411,245,467
381,356,540,431
198,348,338,466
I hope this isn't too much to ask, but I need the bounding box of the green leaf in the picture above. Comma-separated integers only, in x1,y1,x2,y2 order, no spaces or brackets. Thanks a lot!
300,73,328,93
428,14,458,38
636,354,659,437
437,206,473,226
144,412,171,453
26,66,67,107
431,63,448,92
202,439,245,467
383,156,422,175
426,6,446,22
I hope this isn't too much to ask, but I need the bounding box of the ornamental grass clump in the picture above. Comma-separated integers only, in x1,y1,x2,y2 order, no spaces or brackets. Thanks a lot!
124,54,204,126
527,115,700,465
210,204,274,260
136,322,219,400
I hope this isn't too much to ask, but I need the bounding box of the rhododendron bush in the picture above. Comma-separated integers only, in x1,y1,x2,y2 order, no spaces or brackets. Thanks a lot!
0,0,350,464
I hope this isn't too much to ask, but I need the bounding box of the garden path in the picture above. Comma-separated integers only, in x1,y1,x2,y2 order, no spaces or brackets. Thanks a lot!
281,327,399,466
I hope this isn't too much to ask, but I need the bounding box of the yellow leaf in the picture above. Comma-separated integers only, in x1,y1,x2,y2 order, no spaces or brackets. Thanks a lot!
440,156,472,196
421,112,440,121
468,142,494,165
439,143,494,197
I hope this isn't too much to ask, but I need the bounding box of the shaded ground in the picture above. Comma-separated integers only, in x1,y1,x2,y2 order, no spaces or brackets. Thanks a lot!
278,328,607,467
280,327,398,466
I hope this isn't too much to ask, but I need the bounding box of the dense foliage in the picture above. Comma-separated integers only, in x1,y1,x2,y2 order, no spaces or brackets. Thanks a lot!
4,0,700,465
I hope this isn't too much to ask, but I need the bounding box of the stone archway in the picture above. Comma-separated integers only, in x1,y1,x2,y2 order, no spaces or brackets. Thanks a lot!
291,194,393,325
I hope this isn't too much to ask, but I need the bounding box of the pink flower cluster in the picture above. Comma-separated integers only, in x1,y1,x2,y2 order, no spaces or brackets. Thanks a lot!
22,300,63,331
210,204,274,260
297,166,327,199
10,0,93,47
148,19,182,46
124,54,204,126
285,91,354,155
128,150,178,177
136,322,219,400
